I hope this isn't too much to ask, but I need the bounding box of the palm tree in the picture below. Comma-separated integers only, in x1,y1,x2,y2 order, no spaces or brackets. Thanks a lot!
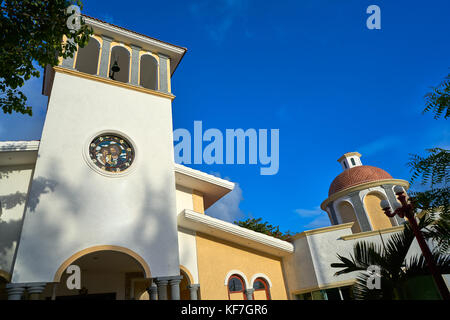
330,214,450,299
408,148,450,253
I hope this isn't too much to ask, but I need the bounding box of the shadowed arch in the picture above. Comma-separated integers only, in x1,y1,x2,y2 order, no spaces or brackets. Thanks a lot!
0,270,11,282
140,54,158,90
75,36,101,75
179,265,194,300
53,245,151,282
336,200,361,233
109,45,131,83
180,265,194,284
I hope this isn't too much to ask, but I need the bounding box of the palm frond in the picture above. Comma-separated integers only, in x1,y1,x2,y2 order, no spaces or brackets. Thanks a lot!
378,217,431,277
331,241,383,276
403,252,450,280
352,272,401,300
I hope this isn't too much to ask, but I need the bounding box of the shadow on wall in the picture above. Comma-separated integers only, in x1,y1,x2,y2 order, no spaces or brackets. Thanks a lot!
12,156,183,284
128,171,181,276
0,178,56,214
0,176,57,274
26,177,57,212
0,192,28,213
0,219,22,272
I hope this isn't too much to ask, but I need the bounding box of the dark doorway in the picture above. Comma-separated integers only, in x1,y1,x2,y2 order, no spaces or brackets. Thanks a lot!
55,293,116,300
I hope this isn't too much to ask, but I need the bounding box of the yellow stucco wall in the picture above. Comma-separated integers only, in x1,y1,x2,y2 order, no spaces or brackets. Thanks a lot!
195,233,288,300
364,193,394,230
254,290,267,300
192,190,205,214
166,58,171,93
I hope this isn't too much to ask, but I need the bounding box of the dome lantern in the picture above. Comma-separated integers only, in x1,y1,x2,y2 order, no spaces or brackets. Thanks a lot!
337,152,362,171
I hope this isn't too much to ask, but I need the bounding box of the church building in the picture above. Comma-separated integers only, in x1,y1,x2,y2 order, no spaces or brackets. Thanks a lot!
0,16,441,300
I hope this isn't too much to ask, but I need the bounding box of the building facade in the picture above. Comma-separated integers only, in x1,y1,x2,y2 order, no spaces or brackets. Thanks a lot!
0,16,446,300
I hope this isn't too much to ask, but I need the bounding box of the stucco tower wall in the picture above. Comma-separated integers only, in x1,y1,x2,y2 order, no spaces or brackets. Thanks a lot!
12,71,180,283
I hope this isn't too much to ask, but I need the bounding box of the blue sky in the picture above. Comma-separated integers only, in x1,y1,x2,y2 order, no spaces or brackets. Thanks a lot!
1,0,449,234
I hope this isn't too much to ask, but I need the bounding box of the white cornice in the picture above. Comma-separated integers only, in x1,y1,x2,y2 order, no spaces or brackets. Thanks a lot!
178,209,294,256
84,17,186,55
84,16,186,75
174,164,235,190
0,141,40,152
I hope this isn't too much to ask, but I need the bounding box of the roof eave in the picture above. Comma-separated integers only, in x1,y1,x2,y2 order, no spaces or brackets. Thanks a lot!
178,209,294,257
83,15,187,75
174,164,235,209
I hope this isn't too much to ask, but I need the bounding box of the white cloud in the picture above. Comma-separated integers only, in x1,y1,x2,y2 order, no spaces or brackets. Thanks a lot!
295,206,322,217
294,206,331,229
358,136,404,157
304,215,331,229
205,173,244,223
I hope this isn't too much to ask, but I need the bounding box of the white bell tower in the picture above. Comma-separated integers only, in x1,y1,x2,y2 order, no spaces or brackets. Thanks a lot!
11,16,187,288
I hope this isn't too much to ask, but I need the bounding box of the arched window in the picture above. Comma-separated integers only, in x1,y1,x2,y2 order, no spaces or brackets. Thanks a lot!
140,54,158,90
253,278,270,300
228,275,246,300
337,201,361,233
351,158,356,166
75,37,100,75
109,46,130,83
364,192,396,230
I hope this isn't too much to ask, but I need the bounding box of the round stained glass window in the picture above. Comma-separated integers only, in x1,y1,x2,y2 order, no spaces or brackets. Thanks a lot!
88,134,135,173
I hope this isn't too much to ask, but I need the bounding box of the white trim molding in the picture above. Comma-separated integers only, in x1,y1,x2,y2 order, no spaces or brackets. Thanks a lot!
178,209,294,257
0,141,40,152
174,164,235,190
83,16,186,75
224,270,249,288
250,273,273,288
174,164,235,209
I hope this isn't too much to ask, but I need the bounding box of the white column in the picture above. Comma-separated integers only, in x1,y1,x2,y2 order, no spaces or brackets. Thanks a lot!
169,276,183,300
245,288,254,300
155,278,168,300
147,282,158,300
6,284,26,300
27,283,47,300
130,45,141,85
99,35,113,78
187,284,200,300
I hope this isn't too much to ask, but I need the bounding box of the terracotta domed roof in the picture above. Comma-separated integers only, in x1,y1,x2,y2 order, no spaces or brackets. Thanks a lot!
328,165,392,196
